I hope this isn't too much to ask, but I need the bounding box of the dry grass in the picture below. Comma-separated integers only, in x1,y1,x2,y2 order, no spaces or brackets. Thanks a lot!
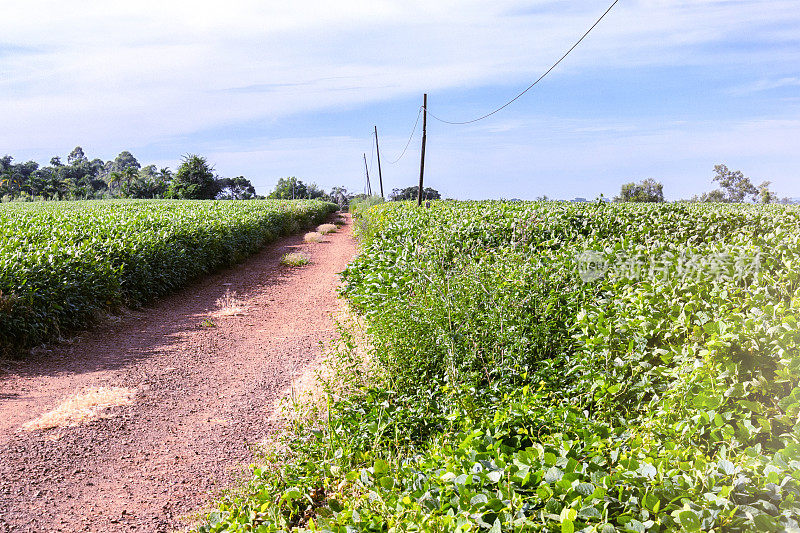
280,252,310,267
317,223,337,235
304,231,324,243
213,288,247,317
22,386,136,431
271,302,374,426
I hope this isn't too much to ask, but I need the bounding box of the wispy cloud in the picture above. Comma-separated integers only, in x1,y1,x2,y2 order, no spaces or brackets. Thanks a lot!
1,1,798,199
729,77,800,96
0,43,44,58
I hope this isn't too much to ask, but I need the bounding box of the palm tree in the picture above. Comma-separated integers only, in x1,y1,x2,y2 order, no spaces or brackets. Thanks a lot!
122,167,137,190
107,171,123,194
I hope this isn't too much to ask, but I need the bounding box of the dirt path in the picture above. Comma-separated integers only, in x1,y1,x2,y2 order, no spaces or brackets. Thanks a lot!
0,214,355,532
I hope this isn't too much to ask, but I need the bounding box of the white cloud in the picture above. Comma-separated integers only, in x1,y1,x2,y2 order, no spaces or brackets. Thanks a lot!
1,0,798,199
729,77,800,96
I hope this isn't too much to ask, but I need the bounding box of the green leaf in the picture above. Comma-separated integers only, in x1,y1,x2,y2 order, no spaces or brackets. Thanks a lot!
470,494,488,507
717,459,736,475
626,519,645,533
282,487,303,501
678,510,701,532
373,458,389,475
545,466,564,484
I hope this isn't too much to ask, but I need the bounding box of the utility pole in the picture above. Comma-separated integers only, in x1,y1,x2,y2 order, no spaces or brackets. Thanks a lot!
363,153,372,196
417,93,427,207
374,125,384,199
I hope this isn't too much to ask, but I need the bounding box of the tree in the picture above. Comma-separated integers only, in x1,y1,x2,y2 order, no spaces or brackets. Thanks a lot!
124,168,168,199
67,146,87,165
305,182,328,200
712,164,757,202
329,186,349,209
111,151,141,173
269,177,303,199
268,177,326,200
121,167,138,190
107,171,124,193
695,189,727,203
614,179,664,202
167,154,220,199
139,164,158,179
218,176,256,199
694,164,780,203
756,181,776,204
389,186,441,201
0,156,21,197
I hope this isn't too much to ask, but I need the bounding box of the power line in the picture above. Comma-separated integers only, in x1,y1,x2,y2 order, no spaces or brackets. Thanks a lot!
425,0,619,125
389,106,423,164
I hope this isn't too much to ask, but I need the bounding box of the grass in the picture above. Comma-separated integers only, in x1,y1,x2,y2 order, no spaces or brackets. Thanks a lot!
280,252,310,267
214,289,247,316
316,223,337,235
303,232,324,243
22,386,136,430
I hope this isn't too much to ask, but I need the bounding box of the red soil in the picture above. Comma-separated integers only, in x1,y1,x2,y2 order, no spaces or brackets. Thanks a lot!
0,214,355,532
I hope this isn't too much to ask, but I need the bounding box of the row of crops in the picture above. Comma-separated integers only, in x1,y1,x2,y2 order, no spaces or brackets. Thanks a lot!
202,200,799,532
0,199,338,354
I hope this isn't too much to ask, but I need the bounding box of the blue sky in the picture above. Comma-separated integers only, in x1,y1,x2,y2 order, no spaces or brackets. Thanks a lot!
1,0,798,200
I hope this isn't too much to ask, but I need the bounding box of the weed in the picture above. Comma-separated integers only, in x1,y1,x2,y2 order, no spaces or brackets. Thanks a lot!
304,231,324,243
23,387,136,430
280,252,309,267
316,223,337,235
214,289,246,316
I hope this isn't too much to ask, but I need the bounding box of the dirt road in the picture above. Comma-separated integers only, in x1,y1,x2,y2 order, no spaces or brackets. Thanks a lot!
0,215,355,532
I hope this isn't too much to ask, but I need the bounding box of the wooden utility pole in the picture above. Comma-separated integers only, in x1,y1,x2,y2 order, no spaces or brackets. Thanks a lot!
363,153,372,196
374,125,384,199
417,93,427,207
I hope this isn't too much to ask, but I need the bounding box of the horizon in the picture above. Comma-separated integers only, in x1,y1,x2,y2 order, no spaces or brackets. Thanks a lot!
2,1,798,201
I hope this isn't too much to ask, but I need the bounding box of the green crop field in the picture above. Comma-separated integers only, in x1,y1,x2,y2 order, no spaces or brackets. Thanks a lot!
0,199,337,354
202,201,800,532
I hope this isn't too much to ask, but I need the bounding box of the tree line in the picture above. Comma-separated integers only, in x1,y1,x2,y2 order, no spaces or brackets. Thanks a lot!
19,149,784,205
0,147,257,201
266,178,442,208
614,164,794,204
1,147,445,206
